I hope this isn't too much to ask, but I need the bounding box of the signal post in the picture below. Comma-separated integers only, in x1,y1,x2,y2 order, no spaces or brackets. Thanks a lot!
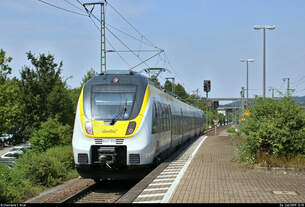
203,80,211,129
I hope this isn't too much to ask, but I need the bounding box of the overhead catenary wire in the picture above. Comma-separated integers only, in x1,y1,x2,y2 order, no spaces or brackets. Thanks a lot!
129,50,164,71
63,0,84,11
87,15,131,68
106,24,159,49
74,0,131,69
106,1,160,50
292,75,305,87
38,0,194,94
103,2,195,94
294,79,305,89
106,39,131,67
37,0,88,16
162,52,194,94
82,7,151,69
75,0,159,50
75,0,83,5
105,27,151,69
76,1,161,53
75,0,177,74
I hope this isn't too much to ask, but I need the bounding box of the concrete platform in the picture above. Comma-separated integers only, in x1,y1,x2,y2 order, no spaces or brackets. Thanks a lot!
132,133,305,203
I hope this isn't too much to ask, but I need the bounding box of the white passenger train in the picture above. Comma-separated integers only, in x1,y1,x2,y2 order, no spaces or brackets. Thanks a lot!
72,70,205,180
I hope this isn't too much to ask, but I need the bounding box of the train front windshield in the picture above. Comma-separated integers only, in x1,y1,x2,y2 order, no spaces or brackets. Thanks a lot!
84,85,137,120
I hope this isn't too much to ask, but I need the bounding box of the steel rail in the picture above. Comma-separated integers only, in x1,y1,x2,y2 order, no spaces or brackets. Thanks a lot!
60,183,98,203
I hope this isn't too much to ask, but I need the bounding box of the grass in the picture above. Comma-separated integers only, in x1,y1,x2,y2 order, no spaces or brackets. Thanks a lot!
233,133,305,169
226,127,236,133
256,152,305,169
227,126,241,139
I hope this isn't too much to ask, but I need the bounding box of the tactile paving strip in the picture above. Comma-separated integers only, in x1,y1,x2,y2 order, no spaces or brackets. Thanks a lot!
133,135,208,203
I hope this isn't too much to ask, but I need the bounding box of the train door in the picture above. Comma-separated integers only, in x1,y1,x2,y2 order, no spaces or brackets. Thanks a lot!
180,108,183,144
168,105,173,151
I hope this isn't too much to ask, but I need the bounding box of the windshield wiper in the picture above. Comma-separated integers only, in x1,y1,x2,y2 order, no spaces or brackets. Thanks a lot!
110,100,127,125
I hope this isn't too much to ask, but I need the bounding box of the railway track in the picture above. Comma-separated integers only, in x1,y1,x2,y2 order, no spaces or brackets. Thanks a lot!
61,180,138,203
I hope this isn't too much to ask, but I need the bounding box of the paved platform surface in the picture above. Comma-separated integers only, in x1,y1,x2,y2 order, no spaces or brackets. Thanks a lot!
133,131,305,203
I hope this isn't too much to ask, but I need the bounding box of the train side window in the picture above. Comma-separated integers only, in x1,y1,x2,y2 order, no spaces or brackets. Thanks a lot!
156,103,159,133
166,105,169,131
175,115,178,134
162,105,165,131
168,105,171,131
161,104,166,132
173,115,176,135
152,102,157,134
157,102,162,132
164,105,168,131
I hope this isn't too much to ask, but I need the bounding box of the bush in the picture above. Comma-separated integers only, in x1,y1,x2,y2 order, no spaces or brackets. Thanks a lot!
30,117,72,152
238,97,305,165
0,164,41,203
14,145,76,187
227,127,236,133
0,145,77,203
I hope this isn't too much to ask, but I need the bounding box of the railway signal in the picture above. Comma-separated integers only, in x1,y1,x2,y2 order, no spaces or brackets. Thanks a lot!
213,101,219,109
203,80,211,93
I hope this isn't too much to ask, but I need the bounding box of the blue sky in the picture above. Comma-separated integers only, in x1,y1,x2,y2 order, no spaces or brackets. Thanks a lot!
0,0,304,102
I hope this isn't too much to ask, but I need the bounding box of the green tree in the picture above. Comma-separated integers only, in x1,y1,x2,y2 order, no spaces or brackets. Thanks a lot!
0,78,24,143
19,51,74,137
0,49,12,82
150,75,161,87
164,79,173,93
0,50,24,143
217,113,225,125
81,68,97,87
69,88,81,116
30,117,72,152
175,83,189,100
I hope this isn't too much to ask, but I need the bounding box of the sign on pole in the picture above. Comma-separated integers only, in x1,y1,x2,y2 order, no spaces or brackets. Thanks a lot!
245,109,250,116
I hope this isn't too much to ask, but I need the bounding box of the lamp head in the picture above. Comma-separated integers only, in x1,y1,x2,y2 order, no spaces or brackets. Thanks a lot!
253,25,262,30
265,25,276,30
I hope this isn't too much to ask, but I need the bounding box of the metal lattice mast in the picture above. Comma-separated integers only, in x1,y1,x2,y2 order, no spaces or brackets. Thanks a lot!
83,2,107,73
101,3,106,73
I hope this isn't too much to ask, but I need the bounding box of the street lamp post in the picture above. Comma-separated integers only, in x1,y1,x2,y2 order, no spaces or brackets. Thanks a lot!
240,59,255,106
253,25,275,98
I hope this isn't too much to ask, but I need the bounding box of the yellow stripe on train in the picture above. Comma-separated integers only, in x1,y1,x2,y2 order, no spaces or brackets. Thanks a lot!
79,85,150,138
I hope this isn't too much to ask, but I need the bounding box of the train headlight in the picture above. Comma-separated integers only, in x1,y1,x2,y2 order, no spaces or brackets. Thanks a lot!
125,121,136,135
85,121,93,135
